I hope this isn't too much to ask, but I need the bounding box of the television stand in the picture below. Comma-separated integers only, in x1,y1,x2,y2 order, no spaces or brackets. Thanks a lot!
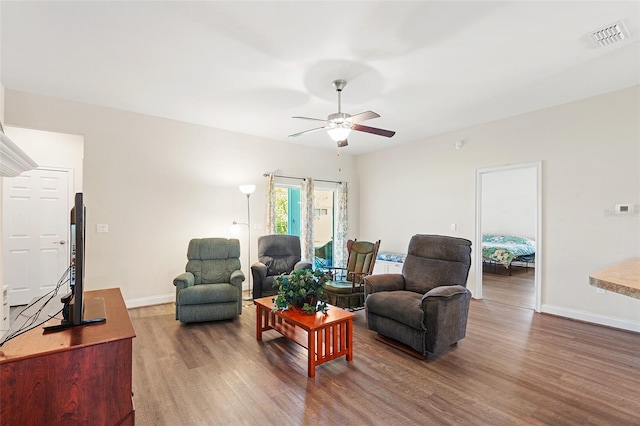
43,316,106,332
0,288,135,425
43,295,107,333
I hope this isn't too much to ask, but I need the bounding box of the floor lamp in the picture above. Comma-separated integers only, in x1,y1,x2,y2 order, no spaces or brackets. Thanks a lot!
239,184,256,300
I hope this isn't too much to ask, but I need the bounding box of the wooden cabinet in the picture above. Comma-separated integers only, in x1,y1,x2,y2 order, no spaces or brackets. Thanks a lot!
0,288,136,425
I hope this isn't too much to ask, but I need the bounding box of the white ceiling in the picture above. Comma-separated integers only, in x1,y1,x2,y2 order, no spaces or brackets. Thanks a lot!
2,1,639,155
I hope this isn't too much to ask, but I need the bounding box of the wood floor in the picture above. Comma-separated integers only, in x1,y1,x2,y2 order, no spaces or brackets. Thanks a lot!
128,287,640,426
482,265,536,309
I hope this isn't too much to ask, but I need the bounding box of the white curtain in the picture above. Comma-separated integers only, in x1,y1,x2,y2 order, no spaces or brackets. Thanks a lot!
300,178,315,262
334,182,348,267
265,173,276,234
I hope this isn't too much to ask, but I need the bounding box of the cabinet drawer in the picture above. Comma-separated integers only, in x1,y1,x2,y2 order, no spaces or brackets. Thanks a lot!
373,260,405,275
387,262,403,273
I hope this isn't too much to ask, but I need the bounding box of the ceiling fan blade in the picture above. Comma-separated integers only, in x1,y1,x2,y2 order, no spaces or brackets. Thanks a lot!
292,116,328,123
337,139,348,147
349,110,380,123
288,126,326,138
353,124,396,138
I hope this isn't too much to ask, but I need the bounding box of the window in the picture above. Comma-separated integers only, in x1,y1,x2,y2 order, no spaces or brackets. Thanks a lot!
274,185,335,267
274,187,301,236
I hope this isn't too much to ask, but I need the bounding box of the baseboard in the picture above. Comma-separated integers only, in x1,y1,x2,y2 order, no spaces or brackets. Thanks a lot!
125,293,174,309
541,304,640,333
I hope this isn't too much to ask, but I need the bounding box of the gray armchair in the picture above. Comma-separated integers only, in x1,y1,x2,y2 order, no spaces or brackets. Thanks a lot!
251,235,312,299
173,238,244,323
364,234,472,357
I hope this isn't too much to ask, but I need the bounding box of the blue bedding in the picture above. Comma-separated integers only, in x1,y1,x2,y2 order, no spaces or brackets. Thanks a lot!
482,234,536,268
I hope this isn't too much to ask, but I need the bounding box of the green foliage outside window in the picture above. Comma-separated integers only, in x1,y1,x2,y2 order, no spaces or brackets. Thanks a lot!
275,187,288,234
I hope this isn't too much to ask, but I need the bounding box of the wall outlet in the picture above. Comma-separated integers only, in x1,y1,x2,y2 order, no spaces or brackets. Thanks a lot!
596,288,605,294
96,224,109,233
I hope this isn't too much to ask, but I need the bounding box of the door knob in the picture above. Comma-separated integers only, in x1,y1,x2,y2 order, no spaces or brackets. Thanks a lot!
54,240,66,245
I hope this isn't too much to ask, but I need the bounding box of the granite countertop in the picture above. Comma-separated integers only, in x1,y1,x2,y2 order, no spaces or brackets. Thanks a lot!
589,257,640,299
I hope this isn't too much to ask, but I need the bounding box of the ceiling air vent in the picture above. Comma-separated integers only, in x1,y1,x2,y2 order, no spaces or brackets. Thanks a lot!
591,20,629,47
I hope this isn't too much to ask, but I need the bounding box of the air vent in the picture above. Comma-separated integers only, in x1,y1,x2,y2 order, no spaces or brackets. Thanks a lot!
591,21,629,47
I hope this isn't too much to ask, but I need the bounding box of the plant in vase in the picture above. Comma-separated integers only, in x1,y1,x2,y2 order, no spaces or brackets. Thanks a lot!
273,268,330,314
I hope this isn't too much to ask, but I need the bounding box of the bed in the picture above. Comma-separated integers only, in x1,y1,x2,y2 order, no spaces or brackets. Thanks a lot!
482,234,536,274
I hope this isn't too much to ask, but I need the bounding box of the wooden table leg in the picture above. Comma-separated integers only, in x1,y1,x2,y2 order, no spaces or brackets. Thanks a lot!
308,329,316,378
256,305,264,341
346,318,353,361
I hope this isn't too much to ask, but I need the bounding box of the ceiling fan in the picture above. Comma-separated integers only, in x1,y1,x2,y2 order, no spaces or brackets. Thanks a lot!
289,79,395,147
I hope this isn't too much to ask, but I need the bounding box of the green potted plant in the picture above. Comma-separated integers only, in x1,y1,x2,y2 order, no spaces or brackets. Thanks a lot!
273,269,329,314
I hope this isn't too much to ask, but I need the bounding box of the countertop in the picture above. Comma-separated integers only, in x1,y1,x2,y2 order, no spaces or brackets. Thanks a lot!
589,257,640,299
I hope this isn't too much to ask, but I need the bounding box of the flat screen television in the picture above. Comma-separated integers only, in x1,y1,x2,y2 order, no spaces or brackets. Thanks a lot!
44,192,105,332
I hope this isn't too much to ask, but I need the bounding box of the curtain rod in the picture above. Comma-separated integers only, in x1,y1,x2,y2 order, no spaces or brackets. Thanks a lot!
263,173,343,185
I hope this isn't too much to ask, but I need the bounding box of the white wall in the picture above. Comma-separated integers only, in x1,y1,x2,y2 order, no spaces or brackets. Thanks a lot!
482,166,536,239
1,0,5,292
4,86,639,331
5,90,360,307
358,86,640,330
4,126,83,192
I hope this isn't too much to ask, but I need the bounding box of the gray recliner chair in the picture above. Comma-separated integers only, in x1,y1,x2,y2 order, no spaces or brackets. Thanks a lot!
173,238,244,323
364,234,472,357
251,235,312,299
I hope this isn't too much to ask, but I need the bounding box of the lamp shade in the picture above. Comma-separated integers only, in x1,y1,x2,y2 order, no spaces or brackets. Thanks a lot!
239,184,256,195
230,222,240,234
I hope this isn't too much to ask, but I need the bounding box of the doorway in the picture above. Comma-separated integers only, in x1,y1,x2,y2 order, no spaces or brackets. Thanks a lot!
1,126,83,307
475,162,542,311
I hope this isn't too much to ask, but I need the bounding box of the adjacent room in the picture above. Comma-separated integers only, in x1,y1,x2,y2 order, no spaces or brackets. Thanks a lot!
1,2,639,425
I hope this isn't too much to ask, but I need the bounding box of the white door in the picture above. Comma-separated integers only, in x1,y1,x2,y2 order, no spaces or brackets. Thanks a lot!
3,168,71,305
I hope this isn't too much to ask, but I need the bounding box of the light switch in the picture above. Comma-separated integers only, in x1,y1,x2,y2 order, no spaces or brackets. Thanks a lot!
615,204,634,214
450,224,457,231
96,224,109,233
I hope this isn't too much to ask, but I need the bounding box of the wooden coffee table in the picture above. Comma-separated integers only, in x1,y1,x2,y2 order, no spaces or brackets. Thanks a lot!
255,296,355,377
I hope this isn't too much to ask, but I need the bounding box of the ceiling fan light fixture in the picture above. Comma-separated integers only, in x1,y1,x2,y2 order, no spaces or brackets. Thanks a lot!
327,124,352,142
